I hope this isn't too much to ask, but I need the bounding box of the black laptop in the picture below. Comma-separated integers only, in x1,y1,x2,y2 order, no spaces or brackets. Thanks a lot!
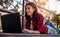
1,13,22,33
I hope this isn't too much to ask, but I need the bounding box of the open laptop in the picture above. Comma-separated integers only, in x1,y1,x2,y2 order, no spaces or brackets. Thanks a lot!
1,13,22,33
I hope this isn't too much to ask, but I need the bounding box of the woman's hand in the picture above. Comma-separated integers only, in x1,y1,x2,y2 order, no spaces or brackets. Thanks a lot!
22,29,33,34
22,29,40,34
22,29,29,33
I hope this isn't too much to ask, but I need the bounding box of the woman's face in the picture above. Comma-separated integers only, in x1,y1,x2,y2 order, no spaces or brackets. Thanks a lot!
26,5,35,16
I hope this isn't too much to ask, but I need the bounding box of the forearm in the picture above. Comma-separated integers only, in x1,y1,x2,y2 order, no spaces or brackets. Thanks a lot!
23,28,40,34
27,30,40,34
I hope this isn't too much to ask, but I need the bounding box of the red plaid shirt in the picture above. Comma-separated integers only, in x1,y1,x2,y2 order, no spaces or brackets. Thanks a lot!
25,14,48,34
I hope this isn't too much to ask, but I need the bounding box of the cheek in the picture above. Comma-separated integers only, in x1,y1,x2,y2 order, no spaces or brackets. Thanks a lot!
30,9,34,14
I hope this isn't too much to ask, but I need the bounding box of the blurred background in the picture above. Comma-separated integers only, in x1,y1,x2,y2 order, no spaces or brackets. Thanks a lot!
0,0,60,33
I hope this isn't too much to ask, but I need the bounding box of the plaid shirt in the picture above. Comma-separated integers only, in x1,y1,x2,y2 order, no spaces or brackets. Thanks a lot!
25,14,48,34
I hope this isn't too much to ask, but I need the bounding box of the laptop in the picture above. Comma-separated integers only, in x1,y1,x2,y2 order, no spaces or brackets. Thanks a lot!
1,13,22,33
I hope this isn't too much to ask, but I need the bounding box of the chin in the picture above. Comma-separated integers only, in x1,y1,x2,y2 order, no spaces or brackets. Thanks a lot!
27,14,30,16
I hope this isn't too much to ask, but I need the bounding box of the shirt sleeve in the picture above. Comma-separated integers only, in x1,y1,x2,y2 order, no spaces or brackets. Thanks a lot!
37,14,48,34
25,19,30,29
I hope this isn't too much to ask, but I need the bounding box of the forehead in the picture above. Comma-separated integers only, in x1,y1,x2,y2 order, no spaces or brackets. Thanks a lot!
26,5,32,8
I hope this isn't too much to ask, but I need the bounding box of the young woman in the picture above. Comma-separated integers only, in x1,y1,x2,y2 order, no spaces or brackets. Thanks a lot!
22,2,48,34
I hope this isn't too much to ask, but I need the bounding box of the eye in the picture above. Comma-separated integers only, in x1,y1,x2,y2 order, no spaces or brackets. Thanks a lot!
28,7,30,9
26,7,30,10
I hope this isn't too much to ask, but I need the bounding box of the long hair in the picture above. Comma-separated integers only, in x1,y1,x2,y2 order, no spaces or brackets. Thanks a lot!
25,2,38,19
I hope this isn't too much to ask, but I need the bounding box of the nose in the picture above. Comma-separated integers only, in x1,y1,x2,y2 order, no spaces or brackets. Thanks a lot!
26,8,28,12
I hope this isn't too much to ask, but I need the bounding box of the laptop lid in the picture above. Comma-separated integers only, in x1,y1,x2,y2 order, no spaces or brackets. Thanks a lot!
1,13,22,33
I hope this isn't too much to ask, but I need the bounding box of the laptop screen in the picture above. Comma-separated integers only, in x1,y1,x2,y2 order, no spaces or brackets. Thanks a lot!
1,13,22,33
